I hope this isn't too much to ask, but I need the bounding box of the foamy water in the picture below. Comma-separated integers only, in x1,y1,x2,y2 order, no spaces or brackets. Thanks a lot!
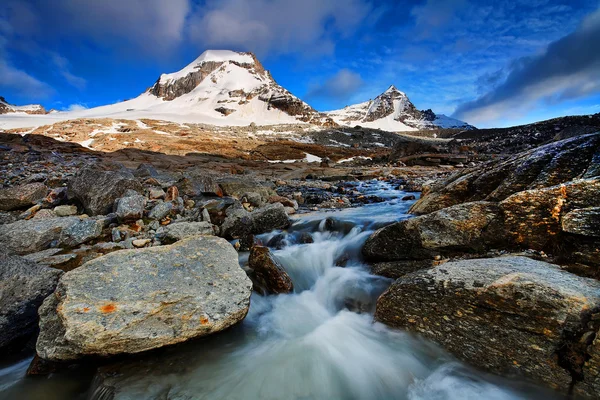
0,181,562,400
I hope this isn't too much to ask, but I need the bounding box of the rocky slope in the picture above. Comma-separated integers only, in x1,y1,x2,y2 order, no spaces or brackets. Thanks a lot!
326,86,474,132
0,96,45,115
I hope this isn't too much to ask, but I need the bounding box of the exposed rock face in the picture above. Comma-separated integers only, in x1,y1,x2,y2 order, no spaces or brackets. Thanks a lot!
0,216,103,255
562,207,600,237
0,254,62,352
36,236,252,361
248,246,293,294
410,133,600,215
176,169,222,198
67,166,143,216
363,202,504,262
375,256,600,395
0,182,48,211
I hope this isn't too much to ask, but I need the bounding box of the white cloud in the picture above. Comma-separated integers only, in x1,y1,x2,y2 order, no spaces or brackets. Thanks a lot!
188,0,374,56
65,103,88,111
307,69,364,101
50,53,86,90
0,59,53,99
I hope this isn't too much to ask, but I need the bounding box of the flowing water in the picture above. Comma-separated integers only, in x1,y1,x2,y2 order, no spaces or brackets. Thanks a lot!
0,181,563,400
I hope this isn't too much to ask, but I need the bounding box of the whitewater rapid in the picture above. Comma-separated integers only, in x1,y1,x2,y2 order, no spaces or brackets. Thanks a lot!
0,181,561,400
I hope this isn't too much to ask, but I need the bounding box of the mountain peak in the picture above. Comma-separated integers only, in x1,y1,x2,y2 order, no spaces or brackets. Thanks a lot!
383,85,406,97
192,50,256,65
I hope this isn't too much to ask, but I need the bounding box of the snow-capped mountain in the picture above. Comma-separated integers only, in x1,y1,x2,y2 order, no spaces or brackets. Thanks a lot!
326,86,474,131
0,96,46,115
135,50,330,125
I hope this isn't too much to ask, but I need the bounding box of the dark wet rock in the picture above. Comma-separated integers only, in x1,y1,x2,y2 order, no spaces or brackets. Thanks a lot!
363,202,504,262
0,254,62,353
67,166,143,216
562,207,600,237
132,163,159,178
0,217,103,255
251,203,291,234
44,187,68,207
36,236,252,361
369,260,434,279
248,246,293,294
0,182,48,211
266,233,287,250
375,256,600,394
115,195,146,222
155,221,214,243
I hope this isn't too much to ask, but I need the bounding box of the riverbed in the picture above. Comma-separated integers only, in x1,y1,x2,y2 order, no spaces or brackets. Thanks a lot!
0,181,562,400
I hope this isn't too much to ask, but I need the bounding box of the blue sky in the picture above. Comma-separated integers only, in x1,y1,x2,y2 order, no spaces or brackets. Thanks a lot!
1,0,599,128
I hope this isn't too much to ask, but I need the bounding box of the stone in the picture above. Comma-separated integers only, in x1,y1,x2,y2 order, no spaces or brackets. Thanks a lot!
19,204,42,220
410,133,600,215
115,195,146,222
176,169,222,197
36,236,252,361
369,260,434,279
248,246,293,294
218,177,275,201
59,218,104,248
201,208,211,223
54,205,78,217
0,254,62,353
132,239,151,248
268,195,298,209
500,178,600,250
375,256,600,394
32,209,57,220
44,187,68,207
363,202,504,262
148,188,165,200
241,192,263,207
0,182,48,211
251,203,291,234
0,217,103,255
67,166,143,216
562,207,600,237
155,221,214,243
148,201,173,221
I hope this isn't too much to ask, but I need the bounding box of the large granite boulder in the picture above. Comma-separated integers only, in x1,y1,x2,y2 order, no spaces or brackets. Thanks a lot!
176,169,222,198
67,166,143,216
375,256,600,395
410,133,600,215
36,236,252,361
363,202,504,262
115,195,146,222
0,182,48,211
217,177,276,202
248,246,293,294
220,203,290,243
0,216,103,255
0,254,62,352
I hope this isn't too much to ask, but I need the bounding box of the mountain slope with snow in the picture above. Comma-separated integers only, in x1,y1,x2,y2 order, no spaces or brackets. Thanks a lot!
326,86,474,132
0,96,46,115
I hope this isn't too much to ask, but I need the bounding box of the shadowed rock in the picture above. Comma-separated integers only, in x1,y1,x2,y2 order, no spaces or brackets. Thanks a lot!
0,182,48,211
248,246,293,294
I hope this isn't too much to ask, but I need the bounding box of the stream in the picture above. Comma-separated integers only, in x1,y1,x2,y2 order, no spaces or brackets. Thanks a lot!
0,181,562,400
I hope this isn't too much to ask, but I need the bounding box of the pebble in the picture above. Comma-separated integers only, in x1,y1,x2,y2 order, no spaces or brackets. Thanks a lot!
132,239,151,248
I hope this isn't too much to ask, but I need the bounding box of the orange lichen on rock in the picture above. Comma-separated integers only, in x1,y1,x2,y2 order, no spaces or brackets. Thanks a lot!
99,303,117,313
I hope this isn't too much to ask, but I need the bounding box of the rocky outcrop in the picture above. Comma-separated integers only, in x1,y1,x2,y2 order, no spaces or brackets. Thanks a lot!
375,256,600,395
363,202,505,262
0,182,48,211
0,216,103,255
410,133,600,215
248,246,293,294
0,254,62,353
36,236,252,361
68,166,143,216
115,195,146,222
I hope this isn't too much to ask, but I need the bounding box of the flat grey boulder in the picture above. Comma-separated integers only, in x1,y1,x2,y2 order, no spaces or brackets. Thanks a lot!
0,254,62,352
0,216,103,255
68,166,142,216
36,235,252,361
155,221,214,243
0,183,48,211
375,256,600,395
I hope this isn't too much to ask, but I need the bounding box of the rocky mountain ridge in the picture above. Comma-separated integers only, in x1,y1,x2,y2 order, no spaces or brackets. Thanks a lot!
0,96,46,115
326,85,474,131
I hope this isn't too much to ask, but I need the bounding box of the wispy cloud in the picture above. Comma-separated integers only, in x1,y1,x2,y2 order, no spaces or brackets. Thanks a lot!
453,7,600,124
306,69,364,102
